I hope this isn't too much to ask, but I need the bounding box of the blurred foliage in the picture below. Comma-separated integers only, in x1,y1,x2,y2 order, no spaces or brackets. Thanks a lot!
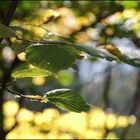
4,101,136,139
57,70,75,86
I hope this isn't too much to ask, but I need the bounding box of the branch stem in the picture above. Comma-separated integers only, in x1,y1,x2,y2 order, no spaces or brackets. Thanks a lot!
4,86,43,101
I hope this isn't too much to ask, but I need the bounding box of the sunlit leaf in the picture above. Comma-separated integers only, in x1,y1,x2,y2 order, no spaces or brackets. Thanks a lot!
0,23,17,38
104,44,125,59
43,88,90,112
12,68,51,78
73,44,120,62
73,44,140,68
25,44,76,72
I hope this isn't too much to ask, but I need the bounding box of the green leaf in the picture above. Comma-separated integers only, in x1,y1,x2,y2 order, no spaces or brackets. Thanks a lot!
121,57,140,68
12,68,51,78
44,88,90,112
63,44,84,60
73,44,119,62
73,44,140,68
25,44,76,72
0,23,17,38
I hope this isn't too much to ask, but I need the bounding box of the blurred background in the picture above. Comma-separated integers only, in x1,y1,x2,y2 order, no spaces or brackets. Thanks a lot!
0,0,140,139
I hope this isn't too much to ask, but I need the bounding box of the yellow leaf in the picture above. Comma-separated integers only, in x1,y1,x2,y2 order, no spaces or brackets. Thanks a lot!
105,44,125,59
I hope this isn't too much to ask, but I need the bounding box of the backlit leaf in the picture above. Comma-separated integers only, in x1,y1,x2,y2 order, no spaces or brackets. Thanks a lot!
12,68,51,78
73,44,140,68
25,44,76,72
43,88,90,112
73,44,119,62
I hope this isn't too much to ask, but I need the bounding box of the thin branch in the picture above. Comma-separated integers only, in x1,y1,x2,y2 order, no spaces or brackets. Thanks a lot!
16,36,70,45
18,23,74,42
4,86,22,97
0,79,16,87
4,86,43,101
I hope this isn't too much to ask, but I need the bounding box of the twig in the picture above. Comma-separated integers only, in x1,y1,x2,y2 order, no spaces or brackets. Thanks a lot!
16,36,70,45
19,23,74,42
4,86,22,97
4,86,43,101
0,79,16,87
